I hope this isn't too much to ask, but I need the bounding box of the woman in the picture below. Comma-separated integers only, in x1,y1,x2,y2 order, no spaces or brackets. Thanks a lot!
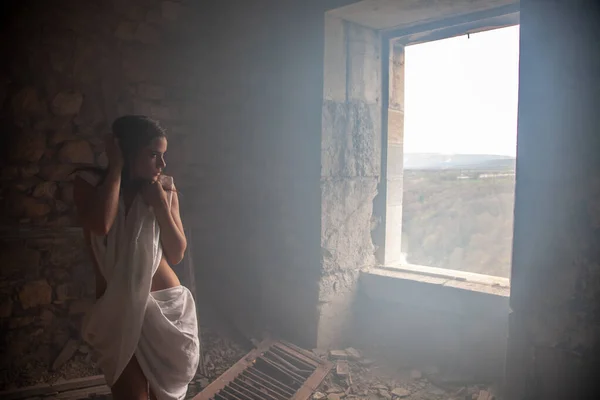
73,115,199,400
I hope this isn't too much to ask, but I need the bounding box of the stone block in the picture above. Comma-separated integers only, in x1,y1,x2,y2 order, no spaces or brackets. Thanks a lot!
58,140,94,164
0,244,40,279
321,101,381,178
10,87,47,120
323,15,346,102
20,164,40,179
321,178,378,272
346,23,380,105
51,91,83,116
33,182,58,199
19,280,52,309
15,178,40,192
11,131,46,163
39,164,76,181
56,283,79,302
21,196,52,219
59,183,74,204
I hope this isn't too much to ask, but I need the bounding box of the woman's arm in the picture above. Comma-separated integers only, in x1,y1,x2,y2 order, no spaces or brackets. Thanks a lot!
73,167,121,236
73,136,123,236
144,181,187,265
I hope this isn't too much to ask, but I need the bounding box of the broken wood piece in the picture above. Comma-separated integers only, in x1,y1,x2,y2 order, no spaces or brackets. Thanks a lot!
52,339,79,371
0,375,105,400
336,360,350,376
194,339,333,400
329,350,348,359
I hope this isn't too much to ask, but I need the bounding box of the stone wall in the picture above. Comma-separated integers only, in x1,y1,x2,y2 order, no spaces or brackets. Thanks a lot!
0,0,204,389
1,0,345,387
318,16,381,349
505,0,600,398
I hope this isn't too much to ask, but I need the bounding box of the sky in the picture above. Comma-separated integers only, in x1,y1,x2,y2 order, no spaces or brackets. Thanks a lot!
403,25,520,157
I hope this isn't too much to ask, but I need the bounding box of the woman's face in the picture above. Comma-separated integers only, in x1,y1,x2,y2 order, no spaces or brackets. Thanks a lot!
131,136,167,182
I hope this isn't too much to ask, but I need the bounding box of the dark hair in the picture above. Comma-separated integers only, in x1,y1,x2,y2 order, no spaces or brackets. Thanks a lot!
112,115,167,186
73,115,172,190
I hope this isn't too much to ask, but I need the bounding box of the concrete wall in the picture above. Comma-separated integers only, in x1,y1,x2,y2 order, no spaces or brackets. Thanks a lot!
318,15,381,349
353,270,509,382
505,0,600,398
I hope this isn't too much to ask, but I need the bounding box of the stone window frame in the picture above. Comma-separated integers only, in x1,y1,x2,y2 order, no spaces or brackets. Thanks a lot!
379,4,520,289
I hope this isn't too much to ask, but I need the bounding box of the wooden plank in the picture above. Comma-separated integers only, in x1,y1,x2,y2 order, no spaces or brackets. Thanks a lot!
292,361,333,400
195,339,333,400
0,376,105,400
54,384,111,399
193,339,276,400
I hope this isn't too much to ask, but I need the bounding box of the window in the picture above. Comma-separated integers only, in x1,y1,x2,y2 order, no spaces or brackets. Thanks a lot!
384,19,520,280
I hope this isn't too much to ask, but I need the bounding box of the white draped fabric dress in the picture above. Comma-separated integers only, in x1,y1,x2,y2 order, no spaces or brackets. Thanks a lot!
78,171,199,400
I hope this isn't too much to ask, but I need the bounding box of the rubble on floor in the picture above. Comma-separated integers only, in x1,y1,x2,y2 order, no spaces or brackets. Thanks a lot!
11,339,500,400
312,347,501,400
9,321,249,400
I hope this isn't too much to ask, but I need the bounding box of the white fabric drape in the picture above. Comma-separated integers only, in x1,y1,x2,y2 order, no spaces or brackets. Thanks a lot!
79,172,199,400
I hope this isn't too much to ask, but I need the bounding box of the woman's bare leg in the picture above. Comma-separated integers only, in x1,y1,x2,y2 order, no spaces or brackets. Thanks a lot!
111,355,157,400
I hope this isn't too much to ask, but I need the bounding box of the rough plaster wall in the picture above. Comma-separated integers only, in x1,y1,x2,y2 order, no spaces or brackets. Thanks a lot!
319,16,381,349
0,0,207,388
505,0,600,398
187,0,327,349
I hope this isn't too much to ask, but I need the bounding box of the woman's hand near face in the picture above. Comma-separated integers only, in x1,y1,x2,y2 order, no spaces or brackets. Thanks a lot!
141,180,168,209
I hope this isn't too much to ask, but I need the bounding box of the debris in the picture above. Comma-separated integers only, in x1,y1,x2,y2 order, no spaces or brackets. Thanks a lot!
328,393,344,400
391,387,410,398
427,386,446,396
329,350,348,359
344,347,362,360
52,339,80,371
313,348,328,359
327,385,344,393
336,360,350,376
379,389,392,399
477,389,495,400
410,369,422,379
314,391,327,400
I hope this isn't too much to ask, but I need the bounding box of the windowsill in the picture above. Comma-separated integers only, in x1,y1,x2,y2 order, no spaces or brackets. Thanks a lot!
376,263,510,295
360,265,510,316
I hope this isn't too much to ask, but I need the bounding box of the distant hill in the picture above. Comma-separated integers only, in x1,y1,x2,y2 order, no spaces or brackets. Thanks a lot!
404,153,515,170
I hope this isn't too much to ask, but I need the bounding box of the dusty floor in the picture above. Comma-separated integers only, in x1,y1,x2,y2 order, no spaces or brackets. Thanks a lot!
313,348,500,400
13,296,499,400
45,345,500,400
